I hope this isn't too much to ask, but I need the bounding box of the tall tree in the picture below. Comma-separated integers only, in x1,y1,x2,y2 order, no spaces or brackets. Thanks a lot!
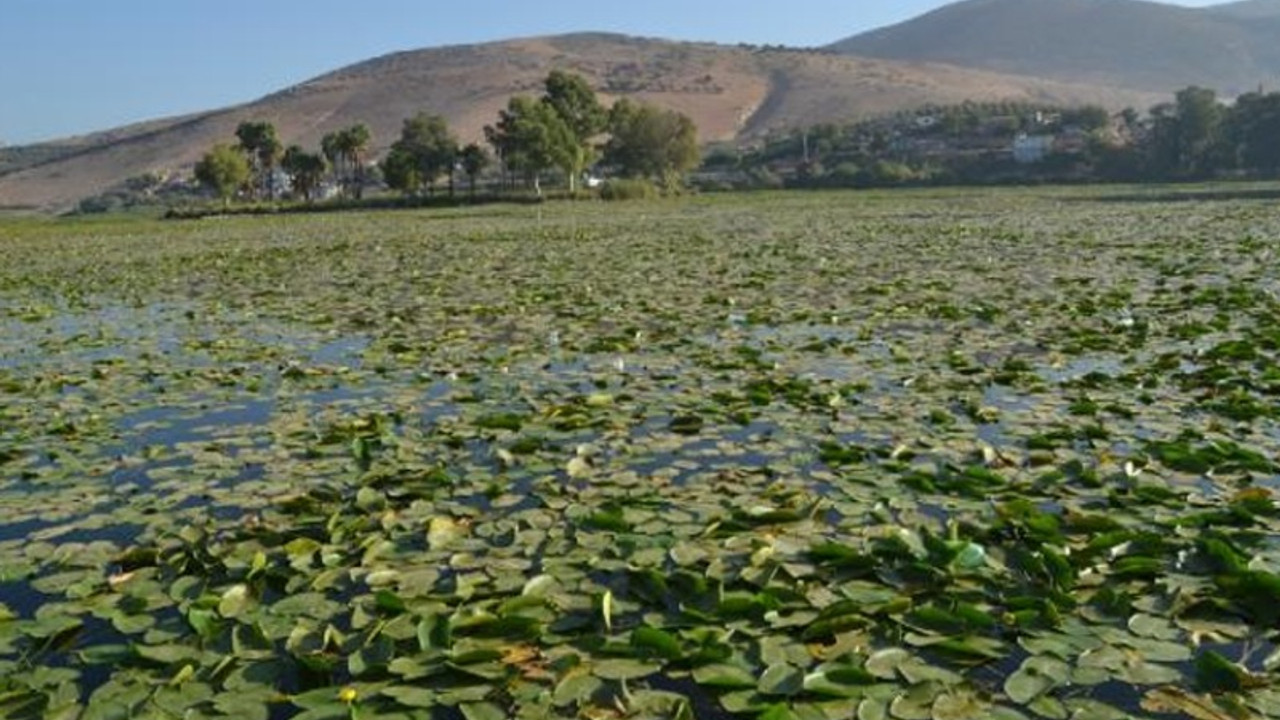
321,124,373,199
541,71,606,193
1148,87,1223,178
393,114,458,196
603,99,701,189
321,131,346,193
195,144,251,207
235,121,283,200
459,143,490,198
344,124,372,198
1225,92,1280,173
1174,86,1223,176
381,145,422,196
281,146,327,202
485,96,575,195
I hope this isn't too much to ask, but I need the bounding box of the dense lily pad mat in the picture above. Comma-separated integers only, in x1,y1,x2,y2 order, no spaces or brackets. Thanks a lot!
2,188,1280,719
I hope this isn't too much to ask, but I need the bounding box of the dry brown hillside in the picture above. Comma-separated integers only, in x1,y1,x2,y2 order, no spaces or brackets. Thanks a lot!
0,33,1161,211
831,0,1280,95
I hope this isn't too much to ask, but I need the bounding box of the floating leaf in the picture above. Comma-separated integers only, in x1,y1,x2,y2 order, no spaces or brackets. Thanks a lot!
1194,651,1248,693
1005,657,1068,705
693,664,758,689
553,673,603,707
427,516,461,549
631,626,683,660
865,648,911,680
218,584,254,619
460,701,507,720
759,664,805,697
592,658,661,681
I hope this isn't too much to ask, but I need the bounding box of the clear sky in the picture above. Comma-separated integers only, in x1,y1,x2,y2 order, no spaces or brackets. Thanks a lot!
1,0,1226,145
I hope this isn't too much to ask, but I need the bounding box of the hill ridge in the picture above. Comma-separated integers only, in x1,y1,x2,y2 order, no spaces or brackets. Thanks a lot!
830,0,1280,94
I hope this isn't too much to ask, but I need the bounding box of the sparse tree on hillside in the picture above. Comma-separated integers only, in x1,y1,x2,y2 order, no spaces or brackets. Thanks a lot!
459,143,490,198
485,96,575,195
603,99,701,190
195,144,251,207
281,146,328,202
235,121,283,200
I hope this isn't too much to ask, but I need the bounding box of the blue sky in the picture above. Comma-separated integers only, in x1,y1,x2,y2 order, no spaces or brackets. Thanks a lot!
1,0,1225,145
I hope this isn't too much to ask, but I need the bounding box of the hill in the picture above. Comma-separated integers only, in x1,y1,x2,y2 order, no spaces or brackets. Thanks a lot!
830,0,1280,95
1208,0,1280,19
0,33,1158,212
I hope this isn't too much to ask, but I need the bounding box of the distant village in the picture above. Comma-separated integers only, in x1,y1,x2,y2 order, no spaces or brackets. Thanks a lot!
705,85,1280,190
697,101,1140,190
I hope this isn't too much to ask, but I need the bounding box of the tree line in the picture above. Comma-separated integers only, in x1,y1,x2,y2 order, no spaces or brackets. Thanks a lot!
194,71,700,206
1053,86,1280,182
1138,86,1280,180
713,86,1280,189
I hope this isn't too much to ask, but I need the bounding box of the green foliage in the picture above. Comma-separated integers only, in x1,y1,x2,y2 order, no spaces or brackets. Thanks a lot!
7,191,1280,720
599,178,658,201
732,87,1280,188
234,121,283,200
458,143,490,196
280,146,327,202
393,113,459,196
603,99,701,189
485,95,576,194
1063,105,1111,132
543,70,606,143
321,124,372,199
194,144,251,206
541,71,606,193
1147,87,1224,178
381,145,421,197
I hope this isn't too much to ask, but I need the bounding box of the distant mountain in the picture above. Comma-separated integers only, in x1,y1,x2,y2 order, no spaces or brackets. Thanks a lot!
0,33,1160,212
1208,0,1280,19
830,0,1280,95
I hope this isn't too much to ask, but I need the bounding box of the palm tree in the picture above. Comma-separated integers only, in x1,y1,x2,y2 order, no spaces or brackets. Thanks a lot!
321,131,346,196
235,121,283,200
345,124,371,199
322,125,373,199
281,146,327,202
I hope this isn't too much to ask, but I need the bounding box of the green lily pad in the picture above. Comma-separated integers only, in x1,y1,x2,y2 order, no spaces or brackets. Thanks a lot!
759,664,805,697
591,658,662,681
1005,657,1069,705
218,584,255,619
